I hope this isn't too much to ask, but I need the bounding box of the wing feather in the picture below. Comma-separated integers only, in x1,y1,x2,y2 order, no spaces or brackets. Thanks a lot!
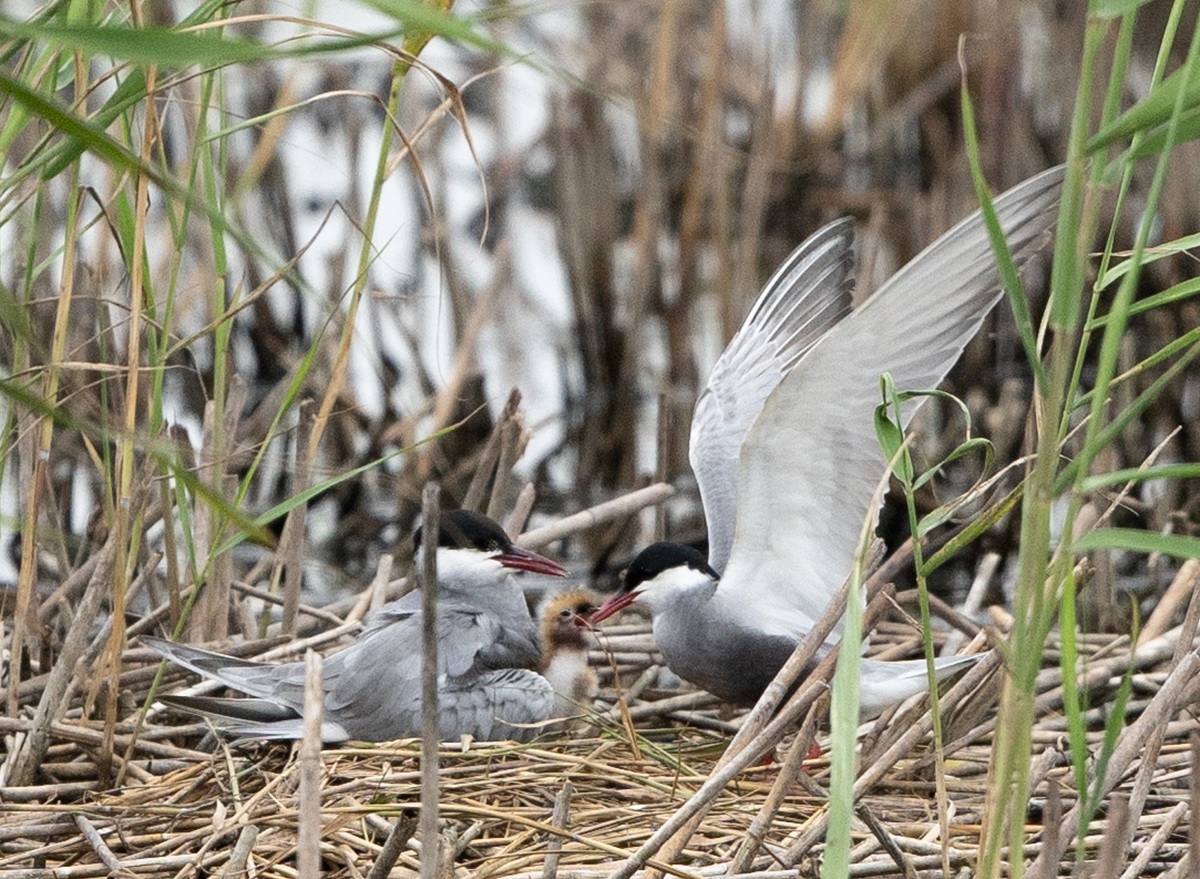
691,219,855,571
320,601,536,741
146,589,549,742
717,167,1064,635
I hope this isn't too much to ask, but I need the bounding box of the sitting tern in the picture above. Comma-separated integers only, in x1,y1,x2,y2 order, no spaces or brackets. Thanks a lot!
146,509,568,742
590,167,1064,713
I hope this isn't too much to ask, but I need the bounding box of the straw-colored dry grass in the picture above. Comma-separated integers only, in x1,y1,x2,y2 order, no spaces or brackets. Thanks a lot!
2,556,1199,878
2,3,1200,878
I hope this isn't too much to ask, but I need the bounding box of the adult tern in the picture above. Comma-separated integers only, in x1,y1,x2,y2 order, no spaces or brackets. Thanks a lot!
146,509,568,742
590,168,1063,713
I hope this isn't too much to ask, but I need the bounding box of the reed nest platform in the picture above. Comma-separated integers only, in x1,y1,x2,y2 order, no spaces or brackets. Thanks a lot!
3,557,1200,879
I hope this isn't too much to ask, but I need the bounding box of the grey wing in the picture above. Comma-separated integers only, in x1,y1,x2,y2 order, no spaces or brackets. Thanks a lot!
143,636,306,708
361,592,421,632
364,583,538,669
718,166,1064,634
438,668,556,742
156,694,351,742
320,605,517,741
471,586,541,669
691,219,855,572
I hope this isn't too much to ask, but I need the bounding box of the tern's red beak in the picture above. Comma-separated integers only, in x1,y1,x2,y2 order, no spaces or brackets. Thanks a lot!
496,546,569,577
587,590,640,624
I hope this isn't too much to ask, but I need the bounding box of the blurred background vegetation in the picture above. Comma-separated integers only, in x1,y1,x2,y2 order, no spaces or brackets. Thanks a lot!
3,1,1195,610
3,1,1200,874
1,0,1199,806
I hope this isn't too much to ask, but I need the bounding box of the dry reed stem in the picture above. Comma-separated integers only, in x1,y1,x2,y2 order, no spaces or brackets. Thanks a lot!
281,398,316,634
518,484,675,550
463,388,522,512
542,779,573,879
1140,558,1200,647
420,482,442,879
506,483,537,538
298,650,325,879
3,488,1197,879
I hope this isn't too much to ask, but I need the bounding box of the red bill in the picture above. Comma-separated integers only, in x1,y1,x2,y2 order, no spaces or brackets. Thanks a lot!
587,590,640,624
496,546,569,577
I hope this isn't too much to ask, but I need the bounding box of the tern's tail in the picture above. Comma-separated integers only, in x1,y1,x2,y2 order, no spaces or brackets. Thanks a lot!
857,653,982,716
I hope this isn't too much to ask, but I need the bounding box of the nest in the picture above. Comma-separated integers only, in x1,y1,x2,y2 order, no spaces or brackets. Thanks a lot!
3,558,1200,879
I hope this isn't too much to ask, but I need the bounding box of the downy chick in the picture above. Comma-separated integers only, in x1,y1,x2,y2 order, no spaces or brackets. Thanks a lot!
539,590,598,726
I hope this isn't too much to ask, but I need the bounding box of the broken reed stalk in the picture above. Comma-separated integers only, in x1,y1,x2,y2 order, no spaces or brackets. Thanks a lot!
654,389,671,542
220,825,259,879
506,482,537,537
487,418,526,522
420,482,441,879
366,554,395,619
542,779,574,879
463,388,521,512
73,813,123,873
367,812,418,879
519,483,675,550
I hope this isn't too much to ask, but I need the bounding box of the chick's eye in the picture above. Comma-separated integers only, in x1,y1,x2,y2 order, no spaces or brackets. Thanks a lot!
559,609,572,619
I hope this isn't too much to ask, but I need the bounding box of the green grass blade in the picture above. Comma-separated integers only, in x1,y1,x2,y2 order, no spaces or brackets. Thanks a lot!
1075,528,1200,559
960,70,1048,390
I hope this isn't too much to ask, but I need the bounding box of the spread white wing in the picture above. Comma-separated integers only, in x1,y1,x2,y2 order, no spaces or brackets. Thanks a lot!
691,219,855,572
716,167,1064,636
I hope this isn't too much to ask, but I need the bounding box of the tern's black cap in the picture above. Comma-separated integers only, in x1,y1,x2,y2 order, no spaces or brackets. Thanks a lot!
623,542,719,593
414,509,512,553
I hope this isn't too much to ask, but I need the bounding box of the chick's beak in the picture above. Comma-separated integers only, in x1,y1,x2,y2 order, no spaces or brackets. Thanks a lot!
496,545,569,577
587,590,640,624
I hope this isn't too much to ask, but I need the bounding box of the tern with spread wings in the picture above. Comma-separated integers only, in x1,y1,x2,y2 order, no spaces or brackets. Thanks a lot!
590,168,1063,713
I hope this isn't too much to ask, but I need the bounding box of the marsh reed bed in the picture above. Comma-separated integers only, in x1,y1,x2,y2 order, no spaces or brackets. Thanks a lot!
2,0,1200,877
3,565,1200,879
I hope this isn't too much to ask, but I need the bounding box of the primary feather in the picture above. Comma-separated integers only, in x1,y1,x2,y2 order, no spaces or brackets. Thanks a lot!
716,167,1063,643
692,219,855,572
